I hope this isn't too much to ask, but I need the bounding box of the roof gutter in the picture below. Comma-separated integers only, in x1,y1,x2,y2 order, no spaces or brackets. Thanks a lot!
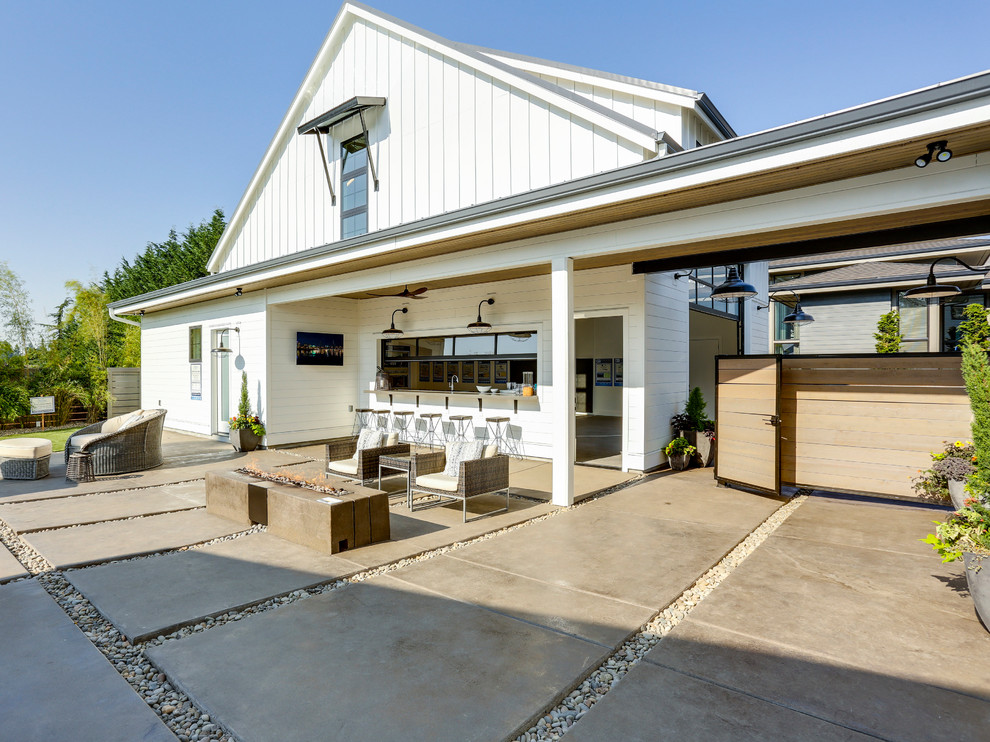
108,306,141,327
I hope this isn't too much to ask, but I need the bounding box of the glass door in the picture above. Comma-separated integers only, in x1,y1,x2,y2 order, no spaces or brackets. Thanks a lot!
213,330,230,435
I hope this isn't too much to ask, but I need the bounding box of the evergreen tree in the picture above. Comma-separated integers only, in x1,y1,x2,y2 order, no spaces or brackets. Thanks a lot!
874,309,902,353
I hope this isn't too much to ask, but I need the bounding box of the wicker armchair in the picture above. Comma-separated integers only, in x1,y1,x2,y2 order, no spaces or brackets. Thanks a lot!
325,435,410,486
65,408,167,476
410,449,509,522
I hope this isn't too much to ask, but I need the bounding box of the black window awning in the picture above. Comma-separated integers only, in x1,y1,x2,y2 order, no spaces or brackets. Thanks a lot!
297,96,386,135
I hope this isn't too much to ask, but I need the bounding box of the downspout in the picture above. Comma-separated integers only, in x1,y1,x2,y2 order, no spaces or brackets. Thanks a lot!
108,306,142,327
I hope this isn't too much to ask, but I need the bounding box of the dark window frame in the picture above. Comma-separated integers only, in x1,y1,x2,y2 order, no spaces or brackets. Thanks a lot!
189,326,202,363
340,134,369,239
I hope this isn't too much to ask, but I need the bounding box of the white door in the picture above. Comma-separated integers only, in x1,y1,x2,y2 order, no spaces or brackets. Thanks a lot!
213,330,230,435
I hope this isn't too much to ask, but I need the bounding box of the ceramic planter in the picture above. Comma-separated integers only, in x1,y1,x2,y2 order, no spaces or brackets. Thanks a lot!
230,428,261,452
695,435,716,467
948,479,967,510
669,452,691,471
963,552,990,631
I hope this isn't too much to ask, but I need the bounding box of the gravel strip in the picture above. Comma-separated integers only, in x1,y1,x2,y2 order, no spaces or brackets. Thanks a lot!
511,494,808,741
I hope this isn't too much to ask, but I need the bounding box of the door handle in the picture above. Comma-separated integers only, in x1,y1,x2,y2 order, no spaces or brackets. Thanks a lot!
765,415,780,427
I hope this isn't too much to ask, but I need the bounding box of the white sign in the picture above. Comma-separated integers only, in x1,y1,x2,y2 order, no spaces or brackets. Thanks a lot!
30,396,55,415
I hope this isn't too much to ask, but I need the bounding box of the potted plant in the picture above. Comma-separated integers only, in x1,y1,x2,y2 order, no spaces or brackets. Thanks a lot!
665,437,696,471
670,388,714,466
229,372,266,452
911,440,976,509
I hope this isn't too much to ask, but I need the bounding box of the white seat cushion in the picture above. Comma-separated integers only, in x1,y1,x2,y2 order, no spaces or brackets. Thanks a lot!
415,472,459,492
0,438,53,459
384,432,398,446
69,433,107,449
327,458,359,476
483,443,498,458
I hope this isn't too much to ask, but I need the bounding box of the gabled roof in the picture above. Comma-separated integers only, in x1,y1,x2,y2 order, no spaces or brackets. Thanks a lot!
207,2,704,273
770,261,986,292
770,234,990,270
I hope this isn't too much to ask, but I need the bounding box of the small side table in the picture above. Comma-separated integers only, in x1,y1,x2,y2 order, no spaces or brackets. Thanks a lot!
379,454,413,508
66,452,95,483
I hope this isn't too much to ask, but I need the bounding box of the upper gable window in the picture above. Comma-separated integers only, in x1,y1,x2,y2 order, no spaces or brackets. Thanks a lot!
341,134,368,239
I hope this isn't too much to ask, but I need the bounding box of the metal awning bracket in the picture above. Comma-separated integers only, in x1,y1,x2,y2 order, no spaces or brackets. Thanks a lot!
358,109,380,191
314,132,337,206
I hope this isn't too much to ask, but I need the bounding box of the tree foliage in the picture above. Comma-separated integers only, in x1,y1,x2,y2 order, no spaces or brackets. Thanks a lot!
874,309,902,353
961,327,990,485
957,303,990,351
0,260,34,352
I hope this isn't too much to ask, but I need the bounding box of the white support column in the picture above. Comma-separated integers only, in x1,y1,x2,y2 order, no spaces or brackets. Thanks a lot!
551,256,575,506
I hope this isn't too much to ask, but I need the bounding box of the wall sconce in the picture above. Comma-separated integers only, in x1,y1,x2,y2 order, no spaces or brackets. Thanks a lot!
903,256,989,299
915,140,952,168
382,307,408,336
759,291,815,324
211,327,240,353
468,298,495,334
710,267,758,300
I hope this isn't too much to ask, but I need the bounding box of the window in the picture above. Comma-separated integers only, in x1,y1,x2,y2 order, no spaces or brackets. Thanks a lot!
896,291,928,352
686,266,741,317
189,326,202,362
772,302,799,354
341,134,368,239
942,294,988,351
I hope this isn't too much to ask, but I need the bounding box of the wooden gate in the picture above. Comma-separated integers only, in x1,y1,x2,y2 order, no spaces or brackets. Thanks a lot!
714,357,781,495
716,354,972,500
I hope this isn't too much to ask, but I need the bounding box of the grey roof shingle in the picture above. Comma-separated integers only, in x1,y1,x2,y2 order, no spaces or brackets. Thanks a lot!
770,260,987,291
769,235,990,270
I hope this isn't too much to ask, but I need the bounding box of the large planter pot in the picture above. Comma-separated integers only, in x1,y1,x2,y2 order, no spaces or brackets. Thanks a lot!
695,435,716,468
948,479,967,510
668,452,691,471
230,428,261,453
963,552,990,630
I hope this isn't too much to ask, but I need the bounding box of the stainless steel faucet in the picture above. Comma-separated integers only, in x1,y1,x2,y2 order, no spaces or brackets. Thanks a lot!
450,375,459,391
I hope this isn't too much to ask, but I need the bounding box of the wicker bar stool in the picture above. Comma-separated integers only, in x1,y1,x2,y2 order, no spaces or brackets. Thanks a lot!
448,415,473,442
372,409,391,432
66,452,95,483
486,416,520,458
419,413,443,450
391,410,414,443
352,408,375,436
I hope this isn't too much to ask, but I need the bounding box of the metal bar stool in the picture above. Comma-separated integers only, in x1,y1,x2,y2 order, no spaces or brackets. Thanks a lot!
372,409,391,433
391,410,414,443
485,416,521,458
419,413,443,450
352,408,375,436
448,415,473,442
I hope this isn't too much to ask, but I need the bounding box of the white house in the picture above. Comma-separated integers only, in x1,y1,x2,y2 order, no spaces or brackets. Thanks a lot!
109,2,990,506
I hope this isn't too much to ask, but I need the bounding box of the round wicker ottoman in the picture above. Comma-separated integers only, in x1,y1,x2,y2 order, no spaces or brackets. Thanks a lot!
0,438,53,480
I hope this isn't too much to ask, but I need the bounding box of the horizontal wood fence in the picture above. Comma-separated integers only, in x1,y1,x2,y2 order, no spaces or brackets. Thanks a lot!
108,367,141,418
718,354,974,500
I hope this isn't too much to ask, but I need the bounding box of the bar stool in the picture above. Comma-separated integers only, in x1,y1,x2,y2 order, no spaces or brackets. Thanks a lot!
419,413,443,450
391,410,414,443
372,409,391,432
448,415,473,442
486,416,520,458
352,408,375,436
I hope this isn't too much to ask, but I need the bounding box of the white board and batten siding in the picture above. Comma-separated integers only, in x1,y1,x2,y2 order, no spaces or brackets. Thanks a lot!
215,17,680,274
140,295,267,438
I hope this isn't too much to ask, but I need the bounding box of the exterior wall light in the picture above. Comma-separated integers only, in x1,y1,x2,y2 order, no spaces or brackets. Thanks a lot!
709,266,758,300
235,287,243,297
382,307,408,336
915,140,952,168
903,256,989,299
468,298,495,333
764,290,815,324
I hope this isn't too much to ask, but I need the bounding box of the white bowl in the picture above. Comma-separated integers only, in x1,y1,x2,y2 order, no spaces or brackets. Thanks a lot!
476,385,491,394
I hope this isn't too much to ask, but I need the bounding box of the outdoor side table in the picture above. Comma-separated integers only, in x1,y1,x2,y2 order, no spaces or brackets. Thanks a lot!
66,452,95,483
379,454,413,508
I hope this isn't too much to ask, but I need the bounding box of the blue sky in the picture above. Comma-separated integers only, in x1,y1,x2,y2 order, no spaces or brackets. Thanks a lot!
2,0,988,325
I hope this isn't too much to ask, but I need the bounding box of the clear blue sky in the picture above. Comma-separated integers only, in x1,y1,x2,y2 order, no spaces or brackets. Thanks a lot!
2,0,988,325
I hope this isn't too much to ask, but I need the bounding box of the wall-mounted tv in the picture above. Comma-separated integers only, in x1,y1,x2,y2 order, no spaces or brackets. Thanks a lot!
296,332,343,366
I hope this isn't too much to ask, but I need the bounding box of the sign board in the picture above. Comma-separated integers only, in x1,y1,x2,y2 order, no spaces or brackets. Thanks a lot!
594,358,613,387
30,396,55,415
190,363,202,400
614,358,623,387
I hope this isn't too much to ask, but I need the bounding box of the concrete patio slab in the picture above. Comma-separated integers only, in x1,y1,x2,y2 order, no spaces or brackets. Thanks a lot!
148,575,608,742
388,553,656,647
0,579,175,742
0,481,205,533
566,659,873,742
68,532,363,641
0,541,28,582
449,505,763,610
585,468,781,529
25,509,245,568
639,497,990,741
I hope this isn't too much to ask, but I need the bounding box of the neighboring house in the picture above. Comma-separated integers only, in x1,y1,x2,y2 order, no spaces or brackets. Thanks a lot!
107,2,990,504
768,236,990,354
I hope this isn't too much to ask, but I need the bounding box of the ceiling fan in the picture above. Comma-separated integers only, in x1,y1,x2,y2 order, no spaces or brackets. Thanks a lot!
366,285,429,300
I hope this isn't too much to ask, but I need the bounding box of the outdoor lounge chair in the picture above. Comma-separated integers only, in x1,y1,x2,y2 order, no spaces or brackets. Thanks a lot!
325,431,410,486
65,408,167,476
409,443,509,522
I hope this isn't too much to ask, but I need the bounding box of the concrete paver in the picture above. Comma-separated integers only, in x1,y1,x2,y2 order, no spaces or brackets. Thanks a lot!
148,575,608,742
68,532,364,641
25,509,245,568
566,660,873,742
0,481,205,533
0,541,28,582
388,553,656,647
0,579,175,742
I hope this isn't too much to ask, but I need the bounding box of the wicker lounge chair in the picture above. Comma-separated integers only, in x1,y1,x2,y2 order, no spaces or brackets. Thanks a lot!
409,445,509,522
65,408,167,476
325,432,410,486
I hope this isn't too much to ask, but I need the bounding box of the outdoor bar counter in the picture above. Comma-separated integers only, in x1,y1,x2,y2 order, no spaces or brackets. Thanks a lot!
365,388,539,415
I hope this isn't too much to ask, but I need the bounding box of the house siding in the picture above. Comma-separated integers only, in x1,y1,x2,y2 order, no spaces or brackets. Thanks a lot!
795,290,891,354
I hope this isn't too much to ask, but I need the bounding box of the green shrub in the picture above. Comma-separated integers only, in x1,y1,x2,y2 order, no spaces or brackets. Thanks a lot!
957,303,990,351
874,309,902,353
665,437,696,456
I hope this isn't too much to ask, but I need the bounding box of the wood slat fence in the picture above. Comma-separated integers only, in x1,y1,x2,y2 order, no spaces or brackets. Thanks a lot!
108,367,141,418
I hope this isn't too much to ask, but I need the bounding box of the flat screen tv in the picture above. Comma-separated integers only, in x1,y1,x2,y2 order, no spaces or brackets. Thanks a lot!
296,332,343,366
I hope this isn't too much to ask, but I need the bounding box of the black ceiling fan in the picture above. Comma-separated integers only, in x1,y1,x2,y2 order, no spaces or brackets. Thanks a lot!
366,285,429,299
